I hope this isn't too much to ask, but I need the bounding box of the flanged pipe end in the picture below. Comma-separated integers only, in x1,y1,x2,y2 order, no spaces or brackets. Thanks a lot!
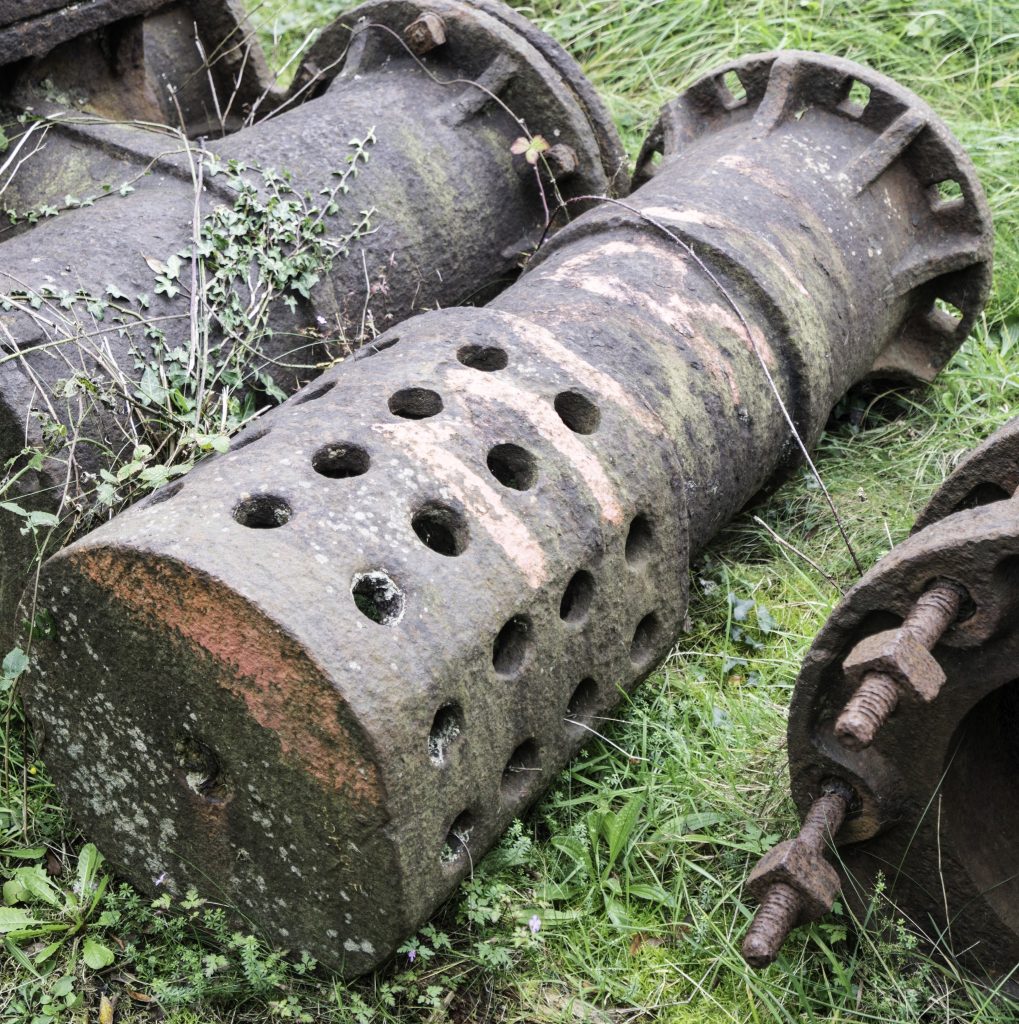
913,416,1019,533
634,50,992,387
289,0,627,201
788,500,1019,980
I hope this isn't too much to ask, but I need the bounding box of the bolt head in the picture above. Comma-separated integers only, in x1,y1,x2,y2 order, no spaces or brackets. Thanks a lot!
404,12,447,55
746,839,841,921
545,144,580,180
842,628,945,702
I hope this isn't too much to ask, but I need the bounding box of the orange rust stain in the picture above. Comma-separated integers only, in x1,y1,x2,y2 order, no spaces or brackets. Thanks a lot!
71,549,382,809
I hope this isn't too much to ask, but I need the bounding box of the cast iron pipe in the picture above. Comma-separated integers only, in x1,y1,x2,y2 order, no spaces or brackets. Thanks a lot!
0,0,624,639
24,52,991,975
0,1,277,218
784,415,1019,980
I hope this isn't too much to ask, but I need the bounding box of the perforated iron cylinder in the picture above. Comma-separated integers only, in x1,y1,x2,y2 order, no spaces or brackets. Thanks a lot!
25,52,991,975
0,0,624,639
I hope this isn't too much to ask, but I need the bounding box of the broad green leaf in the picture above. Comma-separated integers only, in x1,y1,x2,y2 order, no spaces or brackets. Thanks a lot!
2,647,28,679
83,937,115,970
0,906,49,932
12,865,61,907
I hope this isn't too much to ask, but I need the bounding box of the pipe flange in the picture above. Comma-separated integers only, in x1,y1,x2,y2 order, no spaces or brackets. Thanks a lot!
789,499,1019,977
290,0,627,202
634,50,993,387
914,416,1019,532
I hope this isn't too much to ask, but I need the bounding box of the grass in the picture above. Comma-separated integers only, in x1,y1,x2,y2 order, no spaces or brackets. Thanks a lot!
1,0,1018,1021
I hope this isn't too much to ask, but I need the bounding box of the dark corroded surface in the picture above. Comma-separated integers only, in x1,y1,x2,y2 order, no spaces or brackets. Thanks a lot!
743,784,850,967
834,581,962,749
26,52,991,975
789,417,1019,980
0,0,624,641
0,0,271,123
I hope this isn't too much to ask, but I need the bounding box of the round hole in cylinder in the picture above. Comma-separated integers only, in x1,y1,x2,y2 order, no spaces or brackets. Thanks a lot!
312,442,370,479
559,570,594,623
296,380,336,405
389,387,443,419
233,494,292,529
566,677,599,733
501,738,540,803
630,612,662,668
173,732,229,803
440,810,474,866
230,428,269,451
625,513,654,566
493,615,532,677
148,481,184,506
351,570,405,625
428,703,464,765
457,344,508,371
487,443,538,491
554,391,600,434
411,501,469,556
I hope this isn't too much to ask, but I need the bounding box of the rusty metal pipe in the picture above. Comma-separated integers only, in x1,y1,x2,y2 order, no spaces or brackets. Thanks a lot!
0,0,625,639
787,415,1019,982
24,52,991,975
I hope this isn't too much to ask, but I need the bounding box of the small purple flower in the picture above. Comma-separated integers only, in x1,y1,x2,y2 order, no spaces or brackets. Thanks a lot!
154,871,167,887
528,915,541,934
407,948,417,963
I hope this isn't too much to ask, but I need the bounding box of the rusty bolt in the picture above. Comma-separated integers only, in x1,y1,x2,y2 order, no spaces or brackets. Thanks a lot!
835,582,964,750
545,143,580,180
404,12,447,55
742,784,851,968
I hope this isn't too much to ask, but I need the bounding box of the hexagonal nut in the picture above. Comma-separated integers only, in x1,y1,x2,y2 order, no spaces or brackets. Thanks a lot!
404,12,446,55
841,628,946,703
746,840,841,922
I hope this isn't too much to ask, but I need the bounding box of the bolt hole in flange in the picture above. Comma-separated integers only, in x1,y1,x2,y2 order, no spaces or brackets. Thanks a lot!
931,178,964,208
630,612,662,668
501,738,540,803
559,569,594,623
440,810,474,867
312,442,370,479
843,78,871,114
625,513,654,566
428,703,464,765
720,69,747,106
457,344,508,371
351,570,405,625
554,390,600,434
233,494,292,529
942,677,1019,934
389,387,443,419
493,615,532,677
565,677,599,734
487,443,538,491
412,501,469,556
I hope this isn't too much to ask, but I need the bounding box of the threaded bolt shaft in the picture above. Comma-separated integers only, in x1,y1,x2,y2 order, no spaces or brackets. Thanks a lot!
742,882,801,967
835,582,963,749
834,670,900,750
